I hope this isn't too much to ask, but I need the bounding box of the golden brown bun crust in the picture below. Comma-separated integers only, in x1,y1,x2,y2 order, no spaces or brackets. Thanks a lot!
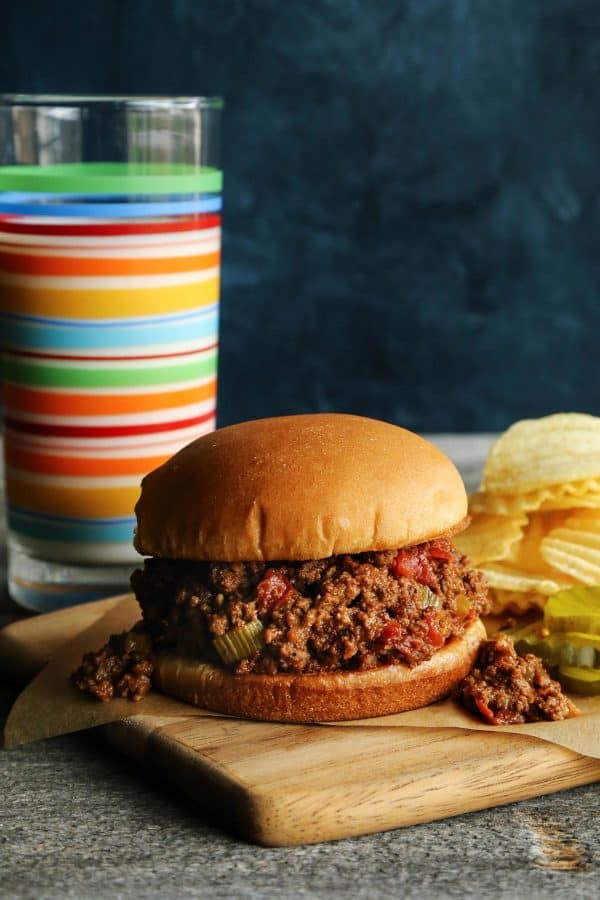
152,618,486,723
134,414,467,561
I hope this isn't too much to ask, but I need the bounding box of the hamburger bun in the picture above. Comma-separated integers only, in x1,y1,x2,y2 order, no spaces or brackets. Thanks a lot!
130,414,485,723
152,618,486,722
134,413,468,561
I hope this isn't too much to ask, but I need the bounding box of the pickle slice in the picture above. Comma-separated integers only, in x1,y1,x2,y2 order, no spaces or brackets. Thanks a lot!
500,621,540,645
212,620,265,665
513,630,600,670
558,665,600,696
513,633,561,667
544,586,600,635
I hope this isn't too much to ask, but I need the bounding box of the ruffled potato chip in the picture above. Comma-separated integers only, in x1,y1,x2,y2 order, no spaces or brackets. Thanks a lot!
469,491,538,516
466,414,600,615
482,413,600,494
538,494,600,511
503,510,572,572
540,511,600,585
454,512,527,566
479,563,576,597
470,479,600,516
476,511,578,613
487,589,548,615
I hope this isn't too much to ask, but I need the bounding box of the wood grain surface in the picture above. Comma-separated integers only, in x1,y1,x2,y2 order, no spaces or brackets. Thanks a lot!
115,716,600,846
4,598,600,846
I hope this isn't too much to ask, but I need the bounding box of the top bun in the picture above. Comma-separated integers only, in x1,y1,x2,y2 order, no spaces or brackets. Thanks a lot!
134,414,467,561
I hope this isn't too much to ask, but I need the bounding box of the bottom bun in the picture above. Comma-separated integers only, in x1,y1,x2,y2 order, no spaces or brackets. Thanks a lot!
152,618,486,723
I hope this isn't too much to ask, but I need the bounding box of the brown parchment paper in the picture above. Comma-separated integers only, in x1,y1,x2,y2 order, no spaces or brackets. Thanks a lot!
3,597,600,758
3,595,215,748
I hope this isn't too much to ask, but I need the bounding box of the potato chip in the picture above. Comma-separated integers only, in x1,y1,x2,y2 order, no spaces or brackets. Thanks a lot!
503,510,572,572
466,414,600,616
469,491,539,516
481,413,600,494
476,511,578,612
454,512,527,566
556,509,600,524
487,589,547,615
540,511,600,585
538,494,600,511
470,479,600,516
478,563,575,596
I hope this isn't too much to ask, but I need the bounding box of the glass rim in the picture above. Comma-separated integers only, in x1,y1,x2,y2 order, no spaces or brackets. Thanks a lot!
0,93,224,110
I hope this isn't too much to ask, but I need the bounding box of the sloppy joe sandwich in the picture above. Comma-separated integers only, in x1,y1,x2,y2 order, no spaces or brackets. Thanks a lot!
74,414,489,721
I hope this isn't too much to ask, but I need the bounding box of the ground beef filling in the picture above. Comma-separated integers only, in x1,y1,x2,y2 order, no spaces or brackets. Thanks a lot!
131,539,488,676
459,635,579,724
73,539,489,700
72,630,154,702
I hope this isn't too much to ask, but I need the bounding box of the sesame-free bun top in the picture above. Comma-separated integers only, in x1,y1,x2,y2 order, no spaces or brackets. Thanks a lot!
134,414,467,561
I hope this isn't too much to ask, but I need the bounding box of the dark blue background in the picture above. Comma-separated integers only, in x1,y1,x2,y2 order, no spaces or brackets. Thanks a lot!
2,0,599,431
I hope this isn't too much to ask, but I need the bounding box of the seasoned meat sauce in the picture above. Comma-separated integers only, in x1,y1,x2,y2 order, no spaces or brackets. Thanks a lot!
72,630,154,702
131,539,489,675
459,635,579,724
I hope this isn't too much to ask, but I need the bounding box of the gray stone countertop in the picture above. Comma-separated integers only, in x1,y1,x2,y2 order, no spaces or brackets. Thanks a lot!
1,435,599,899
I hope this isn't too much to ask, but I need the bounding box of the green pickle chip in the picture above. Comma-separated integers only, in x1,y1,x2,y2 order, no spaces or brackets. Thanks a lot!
503,585,600,692
513,631,600,670
544,586,600,635
558,665,600,696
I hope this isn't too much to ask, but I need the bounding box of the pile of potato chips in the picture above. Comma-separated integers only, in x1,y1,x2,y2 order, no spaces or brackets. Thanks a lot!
455,414,600,614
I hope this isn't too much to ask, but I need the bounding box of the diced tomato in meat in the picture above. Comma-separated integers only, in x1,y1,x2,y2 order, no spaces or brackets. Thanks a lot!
380,620,404,643
255,569,294,614
391,540,454,586
380,622,425,658
424,610,445,648
392,548,436,588
474,697,500,725
428,539,454,560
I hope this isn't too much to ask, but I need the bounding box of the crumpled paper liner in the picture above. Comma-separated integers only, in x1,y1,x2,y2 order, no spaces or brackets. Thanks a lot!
3,594,600,757
3,595,217,747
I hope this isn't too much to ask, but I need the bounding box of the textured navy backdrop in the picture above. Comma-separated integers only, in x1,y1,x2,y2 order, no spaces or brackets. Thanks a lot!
1,1,598,430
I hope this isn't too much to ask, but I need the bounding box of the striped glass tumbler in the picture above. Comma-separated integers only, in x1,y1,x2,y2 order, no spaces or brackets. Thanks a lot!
0,96,222,610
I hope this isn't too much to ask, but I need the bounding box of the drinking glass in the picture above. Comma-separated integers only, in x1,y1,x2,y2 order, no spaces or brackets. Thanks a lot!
0,95,222,610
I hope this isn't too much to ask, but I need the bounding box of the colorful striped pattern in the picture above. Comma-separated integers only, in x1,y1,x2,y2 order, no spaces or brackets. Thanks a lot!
0,201,221,563
0,193,222,217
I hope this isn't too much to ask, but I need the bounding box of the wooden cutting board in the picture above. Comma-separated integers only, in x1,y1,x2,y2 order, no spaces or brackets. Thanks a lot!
3,600,600,846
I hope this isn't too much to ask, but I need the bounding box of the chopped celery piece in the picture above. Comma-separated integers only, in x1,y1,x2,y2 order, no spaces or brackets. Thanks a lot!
455,594,471,616
123,630,152,655
416,586,443,610
213,620,265,665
